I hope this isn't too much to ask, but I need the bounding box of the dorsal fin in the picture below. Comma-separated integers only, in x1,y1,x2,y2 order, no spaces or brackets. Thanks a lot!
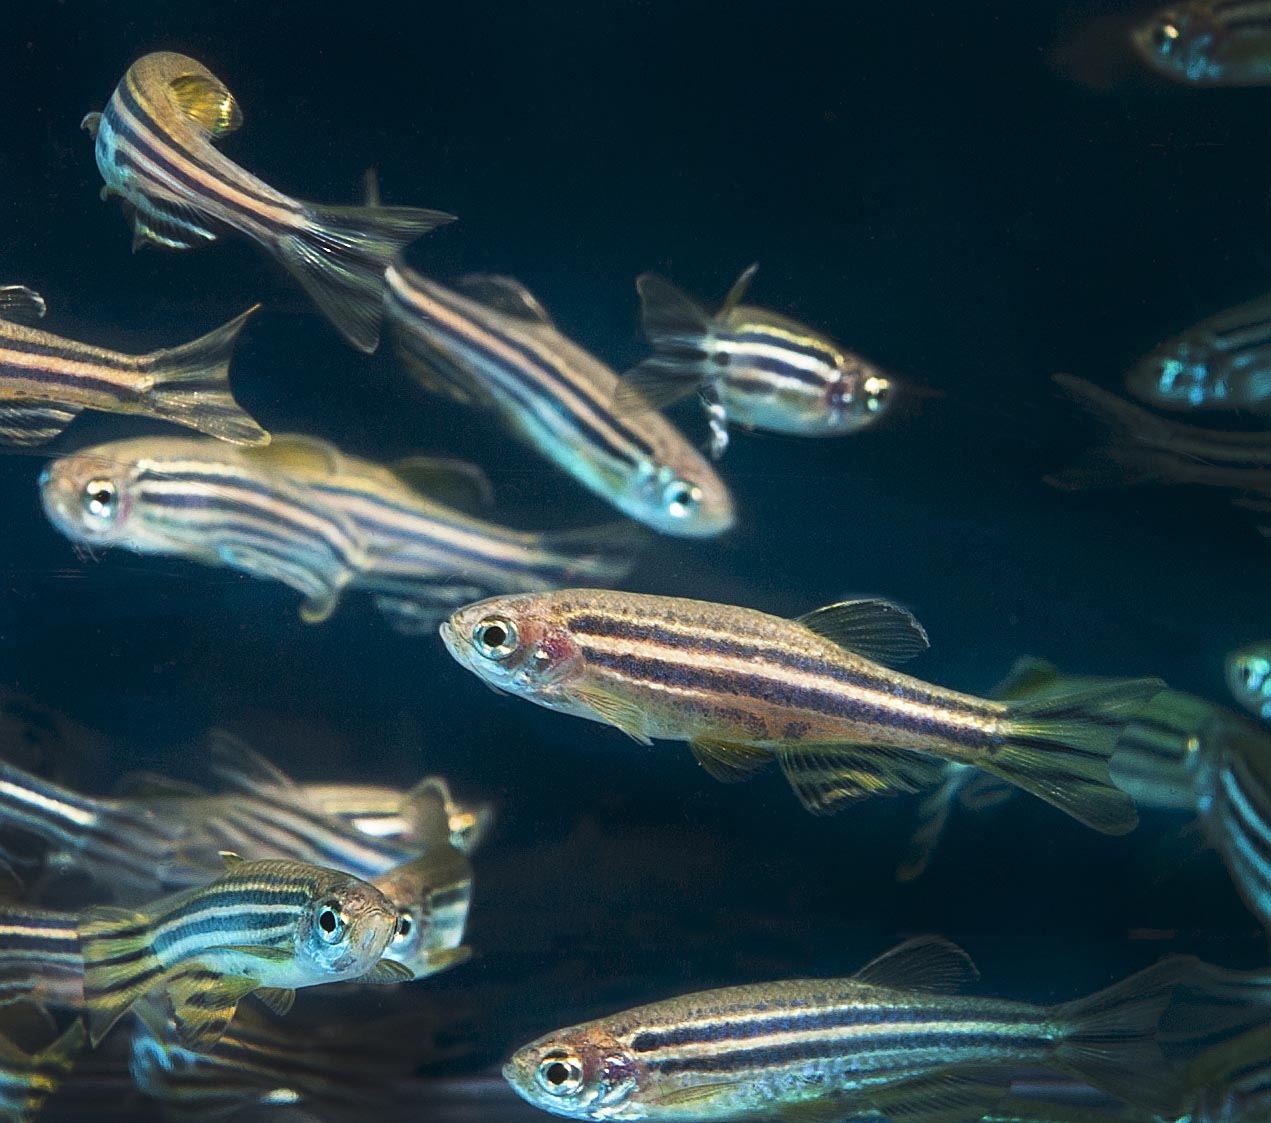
454,275,553,323
0,286,47,325
243,434,343,478
852,935,979,993
989,656,1062,702
207,730,300,793
796,599,929,666
390,456,495,511
719,262,759,317
168,73,242,137
219,851,244,870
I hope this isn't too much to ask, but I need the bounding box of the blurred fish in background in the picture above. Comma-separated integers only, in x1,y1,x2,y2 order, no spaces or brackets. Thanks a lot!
1130,2,1271,86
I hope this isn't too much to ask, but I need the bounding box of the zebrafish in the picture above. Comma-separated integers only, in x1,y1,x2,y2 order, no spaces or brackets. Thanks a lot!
899,657,1210,882
1128,293,1271,414
615,265,892,458
1131,2,1271,86
83,52,453,352
441,590,1163,834
0,287,266,447
383,263,734,538
0,903,84,1011
1225,642,1271,722
503,935,1192,1122
38,434,642,628
366,845,474,980
80,854,408,1051
0,1014,85,1123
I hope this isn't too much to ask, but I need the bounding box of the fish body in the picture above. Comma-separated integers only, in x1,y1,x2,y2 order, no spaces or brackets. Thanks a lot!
0,905,84,1010
79,855,406,1051
84,52,454,351
1131,2,1271,86
1226,642,1271,721
616,265,892,458
368,845,474,980
503,936,1190,1122
0,1017,86,1123
441,589,1163,834
1128,293,1271,414
0,291,267,446
383,264,734,537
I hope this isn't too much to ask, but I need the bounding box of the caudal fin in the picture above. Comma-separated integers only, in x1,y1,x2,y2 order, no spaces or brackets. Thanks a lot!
143,306,269,446
1053,955,1196,1118
987,677,1165,834
613,273,716,416
79,905,163,1045
278,202,455,353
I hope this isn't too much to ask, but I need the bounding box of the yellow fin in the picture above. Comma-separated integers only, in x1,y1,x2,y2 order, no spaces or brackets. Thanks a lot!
165,968,259,1052
168,73,243,137
796,598,929,666
243,434,343,478
572,686,652,745
254,987,295,1016
851,935,978,993
689,737,771,783
80,905,161,1046
777,742,944,816
390,456,495,511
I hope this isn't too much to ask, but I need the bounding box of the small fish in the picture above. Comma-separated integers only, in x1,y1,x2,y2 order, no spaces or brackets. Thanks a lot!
83,52,454,351
1127,293,1271,414
0,288,266,446
0,1014,85,1123
503,935,1192,1122
1226,642,1271,722
615,264,893,458
1131,2,1271,86
384,263,735,537
441,589,1163,834
79,853,409,1051
369,845,474,980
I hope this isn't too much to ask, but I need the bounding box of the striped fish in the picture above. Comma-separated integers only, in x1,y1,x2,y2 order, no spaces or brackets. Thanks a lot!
898,657,1211,882
503,935,1192,1122
79,854,408,1051
83,52,453,352
615,264,893,458
1225,642,1271,722
0,287,266,447
1047,374,1271,497
1184,1021,1271,1121
0,904,84,1011
1131,2,1271,86
1128,293,1271,414
383,263,735,538
366,845,474,981
0,1014,85,1123
441,589,1163,834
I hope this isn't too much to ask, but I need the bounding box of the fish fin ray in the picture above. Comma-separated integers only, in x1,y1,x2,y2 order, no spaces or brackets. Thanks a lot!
165,967,260,1052
613,359,707,416
453,274,553,323
689,737,772,783
650,1082,741,1108
207,730,300,794
361,959,416,984
79,905,161,1046
896,765,970,883
777,743,945,815
718,262,759,316
572,686,652,744
80,111,101,139
636,273,712,342
0,286,47,325
253,986,295,1015
796,598,930,665
0,403,82,446
851,935,979,993
167,73,243,137
868,1069,1010,1123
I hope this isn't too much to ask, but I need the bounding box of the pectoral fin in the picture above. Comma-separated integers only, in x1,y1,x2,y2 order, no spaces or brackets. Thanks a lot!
689,737,771,783
361,959,416,984
254,987,295,1015
571,686,652,745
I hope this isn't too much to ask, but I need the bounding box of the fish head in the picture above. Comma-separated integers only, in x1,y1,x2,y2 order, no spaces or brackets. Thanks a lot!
504,1026,643,1120
636,458,735,539
1130,5,1222,82
372,846,473,978
1126,343,1215,408
825,362,893,434
1227,645,1271,719
299,873,400,979
441,593,587,702
39,448,143,548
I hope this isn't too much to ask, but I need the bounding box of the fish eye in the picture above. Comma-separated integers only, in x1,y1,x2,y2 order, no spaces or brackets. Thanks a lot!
396,912,414,939
84,479,117,520
536,1053,584,1097
662,478,701,518
316,901,345,943
1152,20,1180,53
473,616,519,659
864,376,891,411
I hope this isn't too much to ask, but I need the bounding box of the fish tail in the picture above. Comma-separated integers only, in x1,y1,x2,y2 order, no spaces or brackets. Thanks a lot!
1052,955,1195,1117
613,274,716,415
538,521,650,586
142,305,269,446
79,905,163,1045
278,201,456,352
987,677,1165,834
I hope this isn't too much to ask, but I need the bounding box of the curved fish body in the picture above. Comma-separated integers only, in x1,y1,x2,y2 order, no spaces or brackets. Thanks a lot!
617,265,892,458
1131,2,1271,86
84,52,454,352
0,289,267,446
79,856,406,1051
384,263,734,537
503,936,1190,1122
441,589,1163,834
1128,293,1271,413
1226,642,1271,721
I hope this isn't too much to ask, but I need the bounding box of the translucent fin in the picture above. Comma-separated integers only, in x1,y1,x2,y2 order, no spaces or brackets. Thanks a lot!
142,305,268,445
361,959,415,984
989,656,1063,701
989,678,1165,835
1052,373,1175,444
390,456,495,510
869,1070,1010,1123
897,765,972,883
218,850,244,870
214,541,352,623
689,737,772,783
1052,955,1196,1118
0,403,82,446
571,686,652,744
206,730,300,793
80,112,101,139
453,275,553,323
0,286,47,325
538,521,649,587
79,905,162,1046
613,272,716,416
254,986,295,1015
777,743,945,816
718,262,759,317
651,1083,741,1109
796,598,930,666
243,434,343,477
613,358,708,416
277,202,456,352
636,273,713,342
168,73,243,137
852,934,979,993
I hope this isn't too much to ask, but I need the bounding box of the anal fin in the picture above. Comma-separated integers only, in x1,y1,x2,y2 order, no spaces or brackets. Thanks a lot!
777,742,945,815
0,402,83,446
868,1069,1010,1123
689,737,772,783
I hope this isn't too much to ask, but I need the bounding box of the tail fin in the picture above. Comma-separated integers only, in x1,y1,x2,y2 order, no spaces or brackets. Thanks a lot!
79,905,163,1045
142,305,269,446
277,202,455,352
613,273,716,416
987,678,1165,834
1053,955,1195,1118
539,520,650,586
